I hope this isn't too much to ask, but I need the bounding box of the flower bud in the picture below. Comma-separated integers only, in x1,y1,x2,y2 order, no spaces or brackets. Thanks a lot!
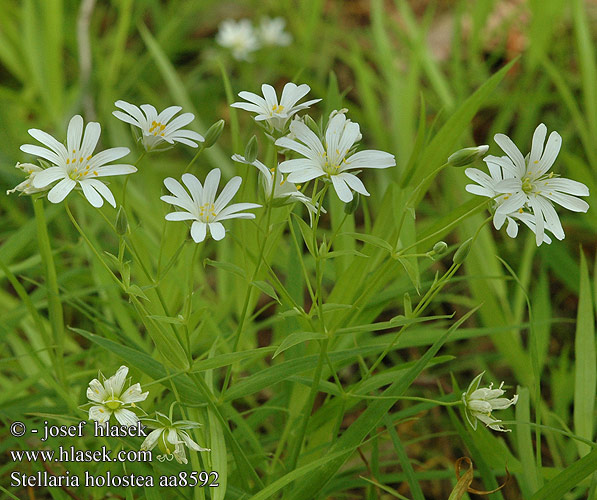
303,115,321,137
116,206,128,236
448,145,489,167
403,292,412,317
344,192,360,214
432,241,448,255
453,237,473,265
203,120,225,148
244,135,258,163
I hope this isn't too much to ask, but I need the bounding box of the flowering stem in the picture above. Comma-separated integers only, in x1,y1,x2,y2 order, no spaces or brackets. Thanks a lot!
220,146,279,394
287,184,330,470
183,243,201,364
33,198,65,385
122,150,146,209
183,144,205,174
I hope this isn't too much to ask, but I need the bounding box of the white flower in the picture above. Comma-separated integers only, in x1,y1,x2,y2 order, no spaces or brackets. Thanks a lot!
112,101,204,152
465,157,553,244
160,168,260,243
86,366,148,426
276,110,396,203
258,17,292,46
216,19,260,61
486,124,590,246
231,83,321,133
462,372,518,432
141,412,210,465
232,154,321,218
21,115,136,207
6,163,50,196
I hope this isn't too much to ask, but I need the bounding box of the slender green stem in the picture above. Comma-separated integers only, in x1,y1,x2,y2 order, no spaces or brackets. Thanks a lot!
184,243,201,363
287,338,329,470
183,145,205,174
33,198,65,384
221,145,279,394
122,150,146,209
287,184,330,470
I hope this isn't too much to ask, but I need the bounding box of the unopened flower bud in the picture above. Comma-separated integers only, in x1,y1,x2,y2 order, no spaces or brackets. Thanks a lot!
448,145,489,167
453,237,473,265
344,193,360,214
116,206,128,236
432,241,448,255
244,135,258,163
403,292,412,317
303,115,321,136
203,120,225,148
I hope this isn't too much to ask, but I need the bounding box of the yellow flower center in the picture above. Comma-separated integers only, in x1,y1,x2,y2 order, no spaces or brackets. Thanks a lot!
272,104,284,114
149,120,166,137
199,203,217,222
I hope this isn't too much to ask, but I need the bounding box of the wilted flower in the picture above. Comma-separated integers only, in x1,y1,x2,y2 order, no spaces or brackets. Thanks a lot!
232,154,321,219
258,17,292,46
141,412,210,464
231,82,320,133
276,110,396,203
86,366,148,426
462,372,518,432
216,19,260,61
160,168,260,243
113,101,204,152
20,115,136,207
6,163,50,196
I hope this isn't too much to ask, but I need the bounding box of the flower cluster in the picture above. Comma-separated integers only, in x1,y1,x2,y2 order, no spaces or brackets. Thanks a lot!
464,124,590,246
232,83,396,208
216,17,292,61
84,366,209,463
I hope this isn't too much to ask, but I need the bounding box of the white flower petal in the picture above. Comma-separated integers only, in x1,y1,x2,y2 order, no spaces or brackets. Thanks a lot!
87,378,107,403
166,211,196,221
331,175,353,203
47,178,76,203
31,167,65,188
89,405,110,423
191,221,207,243
214,176,241,213
20,144,62,165
529,123,547,165
114,408,139,426
79,180,104,207
84,179,117,208
140,429,162,451
208,222,226,241
494,132,526,176
202,168,221,205
27,129,68,160
343,150,396,170
66,115,84,153
535,131,561,177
